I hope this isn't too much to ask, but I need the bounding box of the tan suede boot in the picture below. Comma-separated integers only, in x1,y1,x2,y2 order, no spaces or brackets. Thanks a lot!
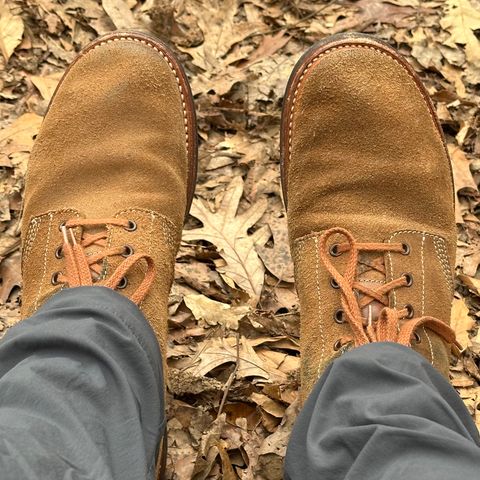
21,31,197,474
281,33,458,401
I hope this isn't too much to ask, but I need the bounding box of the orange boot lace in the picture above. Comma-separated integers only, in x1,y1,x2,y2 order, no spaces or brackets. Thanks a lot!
319,227,456,349
53,218,156,305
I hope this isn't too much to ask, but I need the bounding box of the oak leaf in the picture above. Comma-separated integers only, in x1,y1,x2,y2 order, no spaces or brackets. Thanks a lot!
185,336,269,379
183,176,268,306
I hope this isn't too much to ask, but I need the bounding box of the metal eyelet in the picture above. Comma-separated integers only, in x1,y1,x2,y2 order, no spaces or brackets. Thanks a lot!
403,273,413,287
51,272,62,285
413,331,421,344
329,243,342,257
333,339,343,351
405,304,415,319
118,277,128,289
330,277,340,289
401,243,410,255
122,245,134,257
334,309,345,324
55,246,63,259
58,221,66,232
125,220,137,232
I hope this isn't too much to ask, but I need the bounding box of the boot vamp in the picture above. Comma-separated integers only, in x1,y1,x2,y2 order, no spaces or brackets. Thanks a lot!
23,37,189,227
287,44,455,247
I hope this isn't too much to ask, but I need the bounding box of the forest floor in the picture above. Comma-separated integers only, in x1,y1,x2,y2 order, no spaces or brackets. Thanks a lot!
1,0,480,478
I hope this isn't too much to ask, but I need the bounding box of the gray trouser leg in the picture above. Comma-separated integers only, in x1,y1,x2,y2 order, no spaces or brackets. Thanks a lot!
0,286,164,480
285,342,480,479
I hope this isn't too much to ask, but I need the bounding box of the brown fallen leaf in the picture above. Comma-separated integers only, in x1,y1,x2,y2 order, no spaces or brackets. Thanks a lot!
451,297,474,350
0,113,43,156
184,336,269,380
449,144,478,193
101,0,141,30
242,30,291,68
256,214,294,283
458,274,480,296
217,440,237,480
250,392,286,418
441,0,480,65
30,72,63,102
332,0,416,33
179,0,260,71
462,249,480,277
254,400,299,480
0,0,24,61
0,251,21,304
183,176,268,306
184,294,250,330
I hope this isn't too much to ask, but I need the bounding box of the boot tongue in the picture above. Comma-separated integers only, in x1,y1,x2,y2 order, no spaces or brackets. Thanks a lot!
357,251,387,321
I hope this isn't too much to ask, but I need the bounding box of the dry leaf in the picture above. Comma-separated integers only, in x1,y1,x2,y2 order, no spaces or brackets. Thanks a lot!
441,0,480,65
0,113,43,155
0,0,24,61
251,392,285,418
458,274,480,296
256,215,294,283
450,144,478,192
332,0,415,33
183,176,268,306
180,0,260,71
101,0,140,29
4,0,480,476
0,251,21,304
243,30,291,67
30,72,62,102
217,440,237,480
185,336,269,379
184,294,250,330
451,297,474,350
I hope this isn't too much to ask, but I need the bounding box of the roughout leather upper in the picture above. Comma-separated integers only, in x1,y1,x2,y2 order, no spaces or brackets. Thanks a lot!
21,33,194,360
282,35,456,398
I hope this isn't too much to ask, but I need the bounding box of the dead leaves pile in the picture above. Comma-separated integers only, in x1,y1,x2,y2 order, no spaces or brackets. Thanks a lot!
1,0,480,478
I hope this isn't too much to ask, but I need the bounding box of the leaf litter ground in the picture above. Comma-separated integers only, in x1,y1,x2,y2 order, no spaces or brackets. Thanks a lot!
1,1,480,478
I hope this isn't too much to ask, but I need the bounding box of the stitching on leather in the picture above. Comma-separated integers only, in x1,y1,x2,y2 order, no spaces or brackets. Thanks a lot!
386,245,396,307
420,233,434,364
433,236,454,293
313,235,326,375
90,36,190,169
388,230,453,294
147,211,155,257
22,217,40,271
115,207,178,251
360,278,384,284
294,230,324,247
116,207,178,233
288,44,446,178
421,233,426,316
388,229,453,362
26,209,80,308
34,212,53,310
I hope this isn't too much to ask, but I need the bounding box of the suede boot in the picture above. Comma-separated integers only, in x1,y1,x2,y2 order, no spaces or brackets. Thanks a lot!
21,31,197,474
281,33,457,400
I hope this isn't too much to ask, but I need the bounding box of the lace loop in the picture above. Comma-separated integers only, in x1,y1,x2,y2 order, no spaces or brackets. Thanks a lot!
319,227,456,348
56,218,155,305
